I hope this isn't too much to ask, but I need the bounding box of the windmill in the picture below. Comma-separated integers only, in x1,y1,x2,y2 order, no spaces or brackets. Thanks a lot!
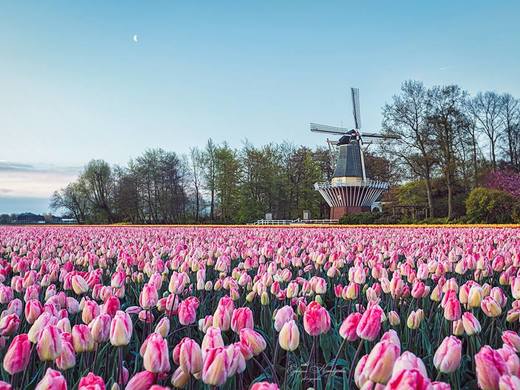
311,88,399,219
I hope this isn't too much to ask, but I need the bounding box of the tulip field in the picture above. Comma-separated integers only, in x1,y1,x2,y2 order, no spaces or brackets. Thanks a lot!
0,226,519,390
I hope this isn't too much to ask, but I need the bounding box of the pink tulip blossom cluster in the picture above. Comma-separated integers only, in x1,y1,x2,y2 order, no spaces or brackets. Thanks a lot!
0,226,518,389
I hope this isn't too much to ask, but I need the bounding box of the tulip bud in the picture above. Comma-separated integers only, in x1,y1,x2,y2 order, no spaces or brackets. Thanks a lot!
72,324,95,353
125,371,155,390
433,336,462,373
357,305,383,341
171,366,190,388
261,291,269,305
3,334,31,375
475,346,508,390
462,312,481,336
278,320,300,351
339,312,361,341
0,314,20,337
364,340,400,383
202,347,228,386
110,311,133,346
501,330,520,353
231,307,254,333
481,296,502,318
79,372,106,390
37,325,63,361
142,333,170,373
273,306,294,332
303,301,331,336
71,275,89,295
239,328,266,356
35,368,67,390
154,317,170,338
388,311,400,327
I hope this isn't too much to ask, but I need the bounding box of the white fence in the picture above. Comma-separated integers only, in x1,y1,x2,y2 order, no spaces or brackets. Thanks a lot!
253,218,339,225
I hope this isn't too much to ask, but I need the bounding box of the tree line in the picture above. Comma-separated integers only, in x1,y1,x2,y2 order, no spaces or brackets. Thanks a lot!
382,80,519,219
51,80,520,223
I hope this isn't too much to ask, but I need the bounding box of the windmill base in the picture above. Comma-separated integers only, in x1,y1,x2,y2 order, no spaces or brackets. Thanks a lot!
330,206,371,220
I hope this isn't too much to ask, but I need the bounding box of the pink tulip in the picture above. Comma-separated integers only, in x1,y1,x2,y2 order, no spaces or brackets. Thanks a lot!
0,313,20,337
55,336,76,371
35,368,67,390
364,340,400,383
303,301,331,336
462,311,481,335
202,347,229,386
37,325,63,361
250,382,280,390
142,333,170,373
499,375,520,390
231,307,254,333
110,310,133,346
239,328,266,356
443,297,461,321
78,372,105,390
72,324,95,353
202,326,224,354
386,369,432,390
178,296,199,326
89,313,111,343
356,304,383,341
502,331,520,353
392,351,427,379
25,299,44,324
273,305,294,332
139,283,158,310
278,320,300,351
212,296,234,331
3,333,31,375
125,371,156,390
433,336,462,373
475,345,509,390
339,312,362,341
173,337,203,375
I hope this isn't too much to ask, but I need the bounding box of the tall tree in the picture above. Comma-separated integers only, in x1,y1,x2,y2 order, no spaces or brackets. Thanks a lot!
214,144,241,222
469,91,504,170
189,147,204,222
382,80,437,217
500,93,520,169
427,85,469,219
203,139,218,222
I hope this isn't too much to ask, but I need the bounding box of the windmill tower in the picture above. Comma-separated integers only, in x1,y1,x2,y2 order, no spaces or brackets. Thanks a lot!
311,88,399,219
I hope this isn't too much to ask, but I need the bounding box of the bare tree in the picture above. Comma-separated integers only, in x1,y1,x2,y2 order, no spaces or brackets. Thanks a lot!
189,147,204,222
469,91,504,170
427,85,469,219
382,80,437,217
500,93,520,168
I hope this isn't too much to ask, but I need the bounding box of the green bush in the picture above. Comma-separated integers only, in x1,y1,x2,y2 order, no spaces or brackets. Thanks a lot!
465,187,516,224
339,212,382,225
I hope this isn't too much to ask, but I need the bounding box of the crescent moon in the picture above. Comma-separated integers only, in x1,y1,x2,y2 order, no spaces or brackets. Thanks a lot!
133,35,138,43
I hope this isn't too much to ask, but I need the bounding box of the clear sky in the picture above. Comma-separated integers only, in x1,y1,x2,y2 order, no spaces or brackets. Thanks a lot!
1,1,519,213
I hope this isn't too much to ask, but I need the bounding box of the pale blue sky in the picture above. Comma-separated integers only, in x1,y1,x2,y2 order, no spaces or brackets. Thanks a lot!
1,1,519,213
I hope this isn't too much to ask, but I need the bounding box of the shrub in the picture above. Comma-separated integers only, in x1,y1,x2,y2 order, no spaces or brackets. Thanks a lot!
465,187,516,224
339,212,382,225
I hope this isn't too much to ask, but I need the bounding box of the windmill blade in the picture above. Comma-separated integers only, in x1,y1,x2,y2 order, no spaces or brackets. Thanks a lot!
361,132,400,140
351,87,361,129
310,123,349,135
